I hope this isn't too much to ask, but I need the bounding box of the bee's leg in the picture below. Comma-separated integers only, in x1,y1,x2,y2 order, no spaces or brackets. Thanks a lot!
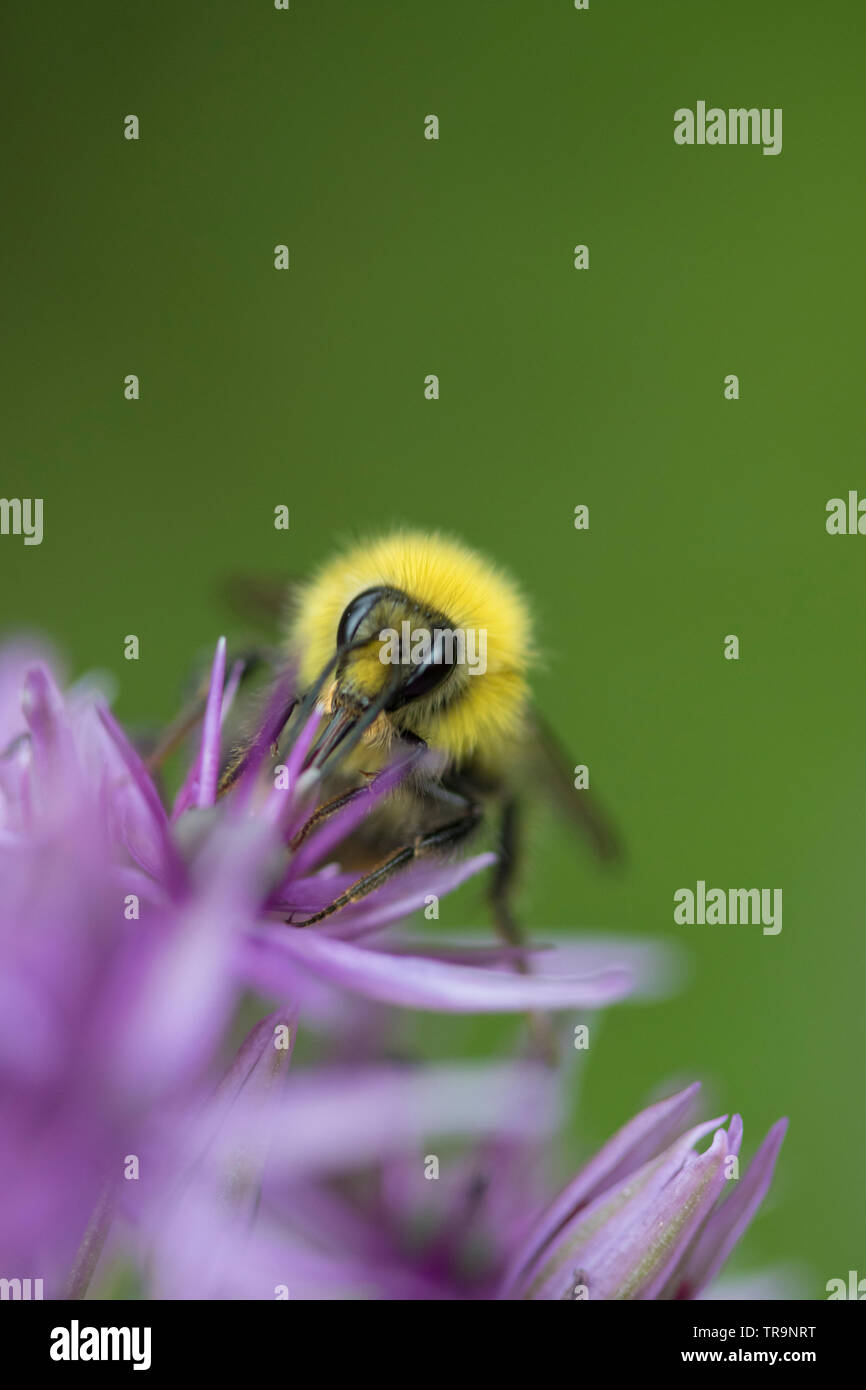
490,796,524,952
490,796,558,1065
288,801,482,927
145,648,272,775
221,651,351,797
289,737,429,848
217,690,297,797
289,786,368,849
145,685,209,774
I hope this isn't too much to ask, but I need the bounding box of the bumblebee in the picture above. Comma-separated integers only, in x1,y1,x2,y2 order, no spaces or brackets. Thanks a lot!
222,530,619,937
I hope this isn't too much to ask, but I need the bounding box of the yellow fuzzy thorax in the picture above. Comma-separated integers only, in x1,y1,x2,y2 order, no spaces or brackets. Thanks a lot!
288,531,533,766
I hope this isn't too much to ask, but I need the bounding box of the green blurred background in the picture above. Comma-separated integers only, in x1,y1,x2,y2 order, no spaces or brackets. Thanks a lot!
2,0,864,1295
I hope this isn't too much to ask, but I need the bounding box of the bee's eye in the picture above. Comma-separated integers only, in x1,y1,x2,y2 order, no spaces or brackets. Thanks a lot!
336,588,389,650
387,629,456,710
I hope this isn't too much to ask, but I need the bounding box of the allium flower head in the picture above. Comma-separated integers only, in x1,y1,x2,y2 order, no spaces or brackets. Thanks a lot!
0,637,672,1296
2,638,668,1018
134,1064,786,1302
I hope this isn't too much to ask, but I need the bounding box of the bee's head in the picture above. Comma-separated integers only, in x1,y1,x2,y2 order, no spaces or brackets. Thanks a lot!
290,531,532,770
303,586,464,768
336,586,460,709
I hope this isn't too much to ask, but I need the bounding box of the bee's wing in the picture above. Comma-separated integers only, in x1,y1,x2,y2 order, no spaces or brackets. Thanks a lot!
525,706,624,864
220,574,300,634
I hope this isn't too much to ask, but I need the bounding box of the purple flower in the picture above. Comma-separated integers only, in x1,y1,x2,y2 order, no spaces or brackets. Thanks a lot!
0,637,672,1296
129,1052,786,1301
0,630,784,1301
0,658,281,1292
1,639,671,1019
134,1033,562,1301
502,1084,788,1301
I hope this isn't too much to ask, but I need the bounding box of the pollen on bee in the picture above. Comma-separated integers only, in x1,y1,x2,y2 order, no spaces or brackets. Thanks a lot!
319,681,392,751
362,712,393,750
320,681,339,715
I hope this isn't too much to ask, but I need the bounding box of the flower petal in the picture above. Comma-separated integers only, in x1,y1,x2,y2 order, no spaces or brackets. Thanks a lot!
95,702,182,890
500,1082,701,1295
108,820,278,1101
667,1117,788,1298
513,1115,737,1300
214,1061,559,1180
0,642,59,747
239,924,635,1013
273,853,496,939
284,748,421,879
171,638,229,818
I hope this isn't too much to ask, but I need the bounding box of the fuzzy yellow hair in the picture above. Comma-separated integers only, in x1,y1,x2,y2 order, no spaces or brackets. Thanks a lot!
288,531,533,767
